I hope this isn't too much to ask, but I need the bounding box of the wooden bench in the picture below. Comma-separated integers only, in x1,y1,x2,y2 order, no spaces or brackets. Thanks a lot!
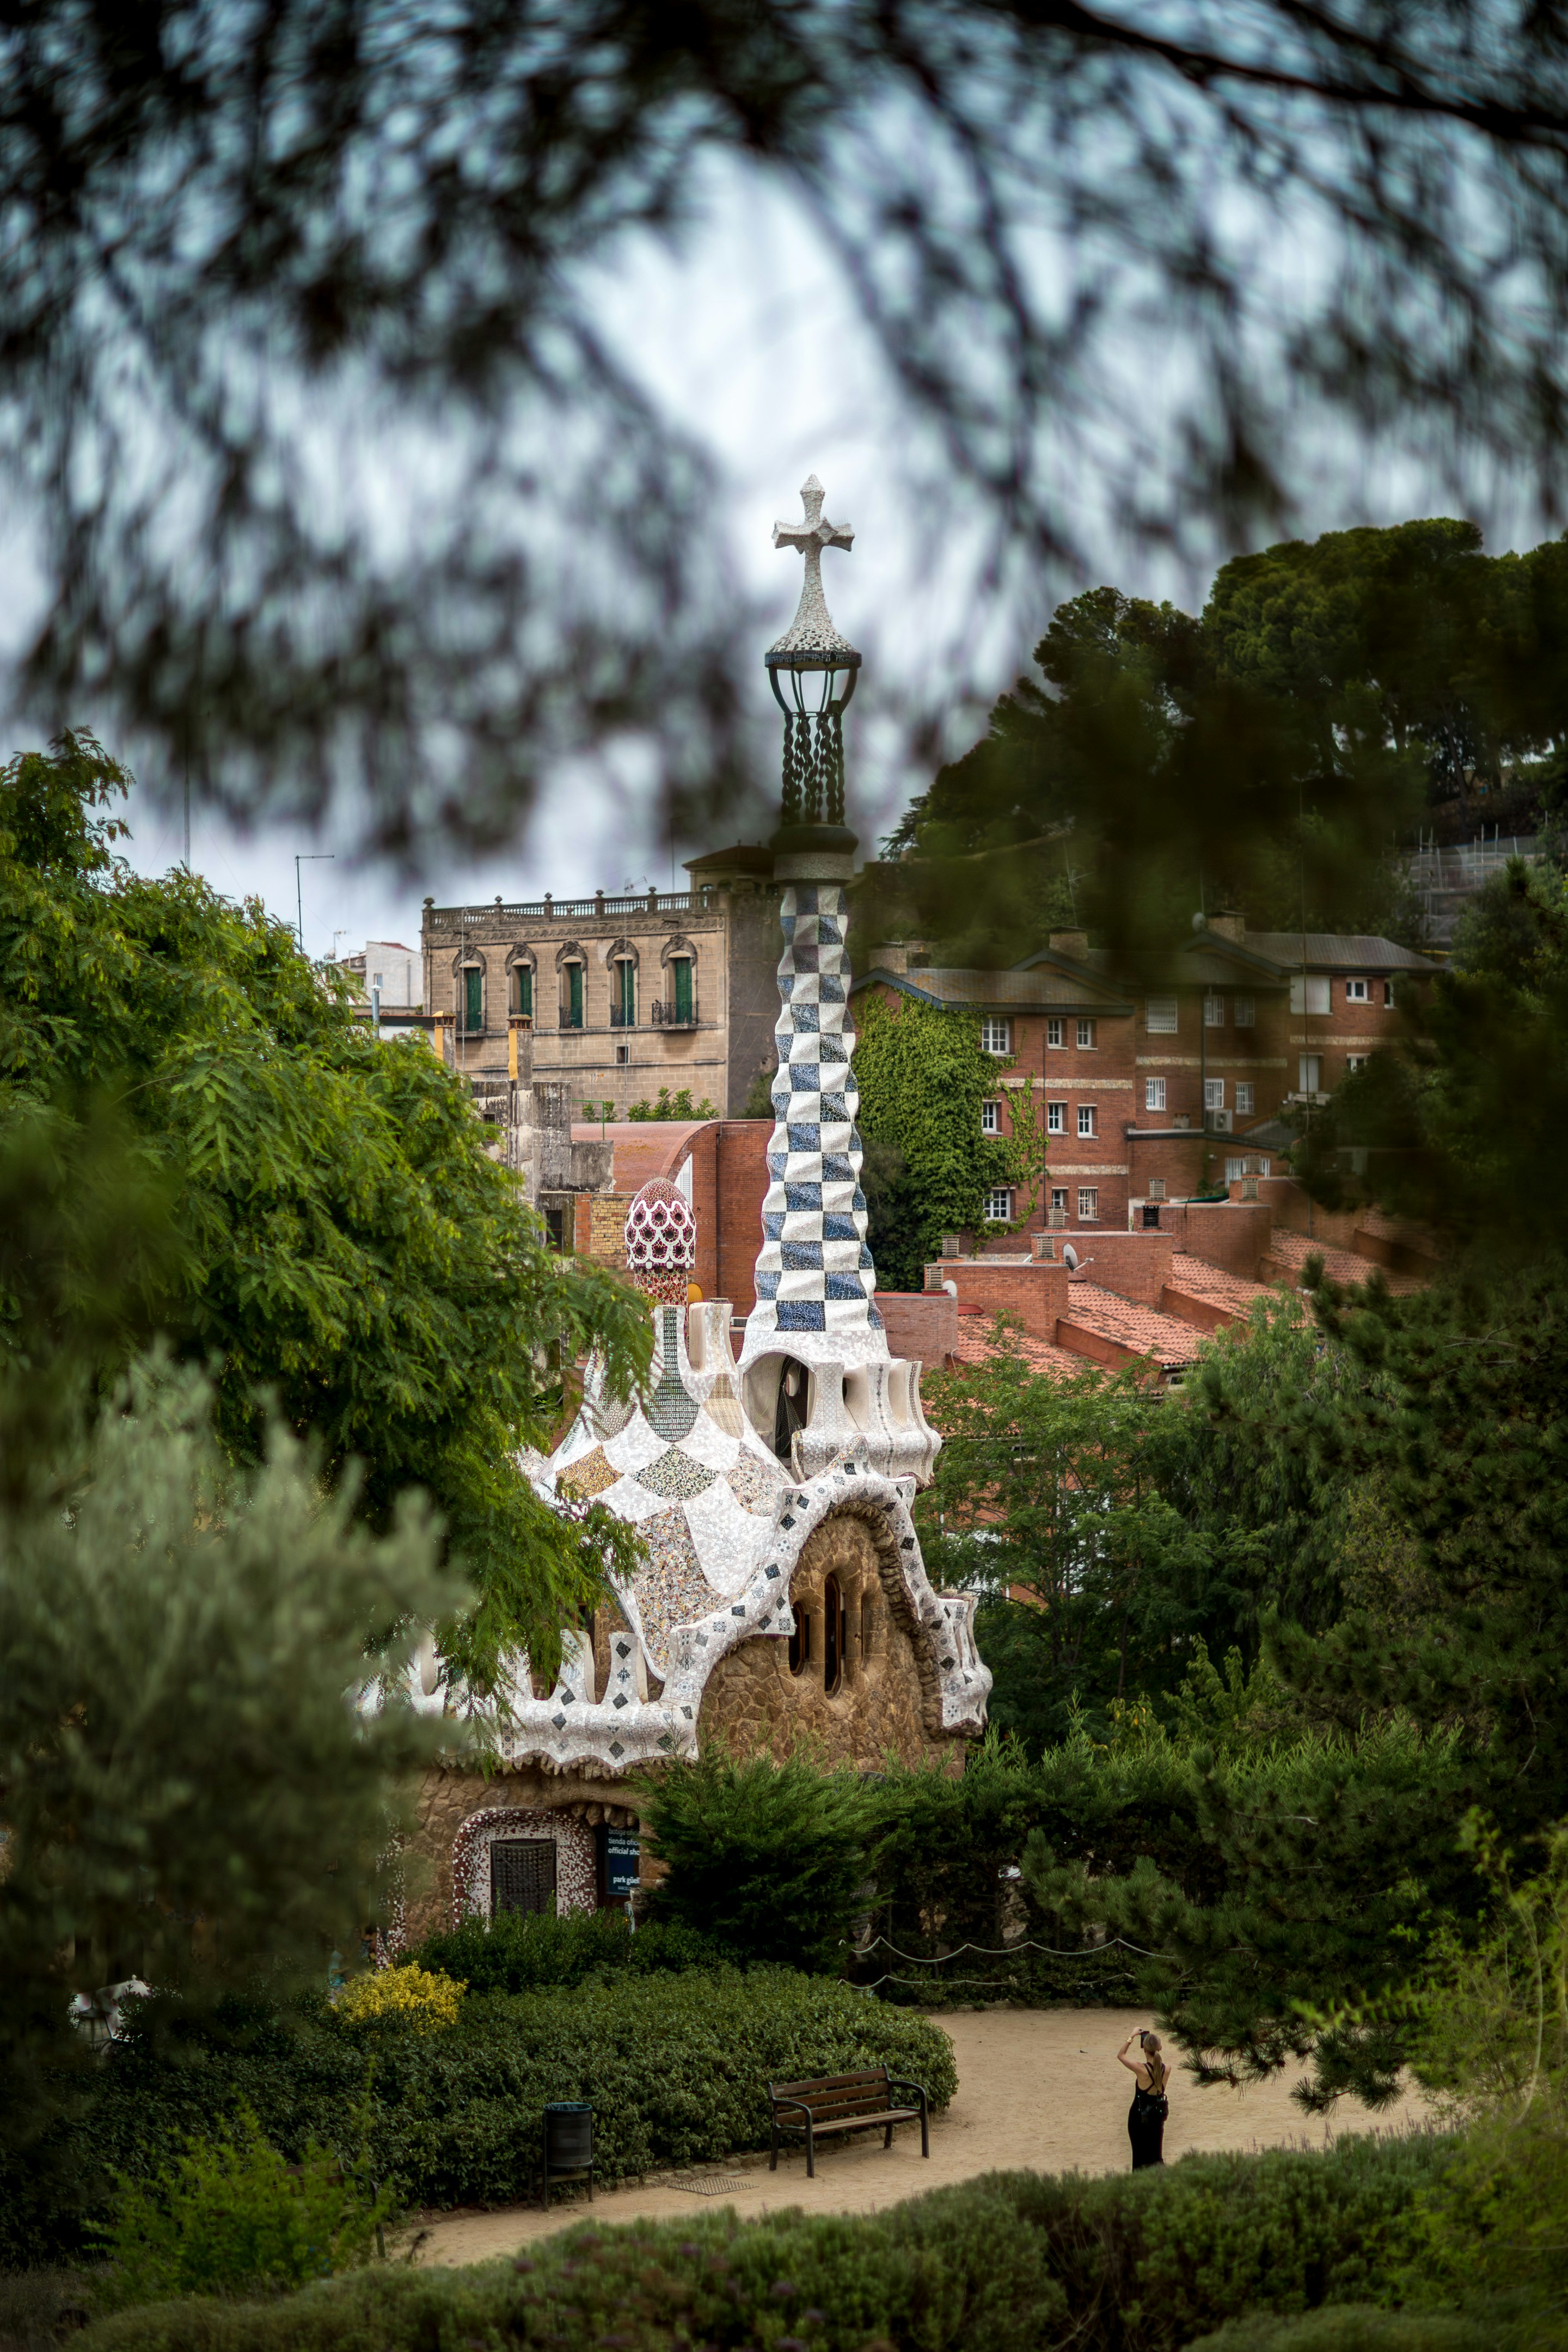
767,2065,930,2178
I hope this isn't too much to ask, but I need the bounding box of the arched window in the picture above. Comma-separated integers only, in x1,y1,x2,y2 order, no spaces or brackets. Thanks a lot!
773,1359,810,1464
455,958,485,1034
788,1605,811,1679
659,935,697,1027
507,950,535,1021
555,940,585,1030
490,1837,557,1917
823,1574,844,1695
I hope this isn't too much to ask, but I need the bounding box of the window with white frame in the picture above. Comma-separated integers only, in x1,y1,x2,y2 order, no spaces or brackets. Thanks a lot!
1346,1054,1370,1073
1290,976,1332,1015
1076,1018,1097,1049
1235,1082,1255,1115
1148,1178,1166,1200
981,1098,1000,1134
980,1017,1011,1054
1047,1101,1066,1134
1046,1016,1064,1048
1051,1187,1069,1214
1077,1103,1097,1137
1204,1077,1224,1112
1224,1156,1245,1183
1346,977,1369,1002
1144,1076,1166,1112
984,1187,1014,1222
1234,994,1255,1026
1204,993,1226,1026
1145,995,1178,1033
1383,979,1396,1007
1077,1187,1099,1222
1299,1053,1323,1094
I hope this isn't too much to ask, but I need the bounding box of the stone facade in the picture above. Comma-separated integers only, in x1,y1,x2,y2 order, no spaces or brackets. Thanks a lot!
420,847,781,1119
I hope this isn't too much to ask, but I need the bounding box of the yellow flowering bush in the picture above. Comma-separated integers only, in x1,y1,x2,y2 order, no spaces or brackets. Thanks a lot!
336,1963,463,2033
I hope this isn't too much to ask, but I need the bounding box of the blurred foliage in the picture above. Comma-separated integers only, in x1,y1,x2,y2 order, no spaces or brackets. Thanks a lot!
623,1087,716,1122
69,2140,1481,2352
0,1357,460,2243
13,9,1568,843
870,520,1568,963
95,2103,394,2308
0,732,652,1680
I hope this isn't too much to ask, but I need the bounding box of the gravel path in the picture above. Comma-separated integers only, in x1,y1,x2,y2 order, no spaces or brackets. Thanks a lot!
412,2007,1435,2266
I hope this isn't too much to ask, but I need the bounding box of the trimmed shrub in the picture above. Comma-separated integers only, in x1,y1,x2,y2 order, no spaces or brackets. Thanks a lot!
76,2136,1468,2352
8,1970,952,2267
409,1907,734,1994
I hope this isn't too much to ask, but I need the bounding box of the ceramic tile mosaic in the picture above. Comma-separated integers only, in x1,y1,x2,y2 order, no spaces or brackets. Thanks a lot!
674,1406,741,1473
681,1478,762,1596
556,1445,618,1500
749,881,882,1340
450,1803,598,1922
635,1445,718,1502
598,1474,669,1525
727,1450,789,1515
645,1307,699,1441
603,1414,669,1476
630,1504,718,1676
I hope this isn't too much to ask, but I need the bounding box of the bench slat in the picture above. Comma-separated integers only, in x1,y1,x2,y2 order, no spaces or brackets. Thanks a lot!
794,2108,922,2136
771,2070,889,2097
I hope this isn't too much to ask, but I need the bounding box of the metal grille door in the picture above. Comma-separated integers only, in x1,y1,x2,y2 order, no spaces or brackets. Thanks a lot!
489,1838,558,1916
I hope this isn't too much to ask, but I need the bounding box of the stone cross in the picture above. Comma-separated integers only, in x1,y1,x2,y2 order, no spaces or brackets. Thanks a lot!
769,475,857,660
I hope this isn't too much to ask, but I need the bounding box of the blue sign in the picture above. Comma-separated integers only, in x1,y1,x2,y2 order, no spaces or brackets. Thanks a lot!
602,1827,640,1898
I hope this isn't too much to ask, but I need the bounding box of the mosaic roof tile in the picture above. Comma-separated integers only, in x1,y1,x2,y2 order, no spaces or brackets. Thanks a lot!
727,1451,789,1514
556,1445,618,1500
631,1506,717,1676
636,1445,718,1502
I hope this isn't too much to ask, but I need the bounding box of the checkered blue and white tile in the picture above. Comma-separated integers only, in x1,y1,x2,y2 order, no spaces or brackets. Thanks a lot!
749,881,882,1339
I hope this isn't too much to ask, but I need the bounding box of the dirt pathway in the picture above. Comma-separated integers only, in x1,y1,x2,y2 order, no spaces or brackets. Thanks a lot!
414,2007,1434,2267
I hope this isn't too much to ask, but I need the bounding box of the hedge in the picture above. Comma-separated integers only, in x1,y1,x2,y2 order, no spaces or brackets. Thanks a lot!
2,1970,953,2268
408,1908,734,1994
75,2135,1512,2352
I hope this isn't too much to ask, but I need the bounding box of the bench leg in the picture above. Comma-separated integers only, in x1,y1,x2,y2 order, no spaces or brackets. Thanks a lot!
769,2116,778,2173
884,2120,893,2148
920,2108,929,2158
805,2121,815,2180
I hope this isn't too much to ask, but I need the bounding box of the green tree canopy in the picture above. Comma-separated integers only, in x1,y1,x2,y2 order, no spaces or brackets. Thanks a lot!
0,734,651,1679
873,519,1568,963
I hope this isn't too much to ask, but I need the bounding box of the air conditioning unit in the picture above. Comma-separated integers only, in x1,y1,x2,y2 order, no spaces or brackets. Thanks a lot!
1211,1110,1233,1132
940,1233,962,1259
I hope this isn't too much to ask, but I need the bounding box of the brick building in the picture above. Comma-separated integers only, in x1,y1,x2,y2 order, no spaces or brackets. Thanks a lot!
419,844,781,1118
855,914,1441,1237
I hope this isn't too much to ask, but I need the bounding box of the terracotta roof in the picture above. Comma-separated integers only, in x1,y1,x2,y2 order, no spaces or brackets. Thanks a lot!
1165,1254,1275,1317
1263,1228,1427,1295
945,1309,1084,1382
1058,1283,1209,1369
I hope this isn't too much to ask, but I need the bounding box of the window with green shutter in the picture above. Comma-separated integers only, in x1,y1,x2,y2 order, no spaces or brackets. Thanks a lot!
516,966,532,1019
616,959,635,1025
672,958,693,1024
567,963,583,1026
463,966,482,1032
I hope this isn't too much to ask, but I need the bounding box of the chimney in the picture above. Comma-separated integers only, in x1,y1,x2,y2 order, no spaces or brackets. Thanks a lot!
1207,909,1246,944
1048,929,1089,958
875,942,909,974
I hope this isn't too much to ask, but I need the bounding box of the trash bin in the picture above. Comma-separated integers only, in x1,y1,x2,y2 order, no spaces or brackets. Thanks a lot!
542,2102,593,2207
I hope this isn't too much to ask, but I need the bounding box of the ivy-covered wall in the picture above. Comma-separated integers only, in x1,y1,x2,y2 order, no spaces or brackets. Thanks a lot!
853,991,1039,1290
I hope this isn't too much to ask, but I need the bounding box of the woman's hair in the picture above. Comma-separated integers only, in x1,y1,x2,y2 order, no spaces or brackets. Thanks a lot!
1138,2030,1166,2091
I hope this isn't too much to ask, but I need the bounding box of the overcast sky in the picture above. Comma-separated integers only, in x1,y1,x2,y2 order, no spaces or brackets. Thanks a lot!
67,161,1560,964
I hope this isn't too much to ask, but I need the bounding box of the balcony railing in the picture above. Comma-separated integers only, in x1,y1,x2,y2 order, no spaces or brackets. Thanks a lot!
609,1004,635,1028
430,887,705,926
652,996,698,1028
559,1005,584,1030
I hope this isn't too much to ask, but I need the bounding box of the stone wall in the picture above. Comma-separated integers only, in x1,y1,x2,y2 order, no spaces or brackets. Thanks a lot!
697,1508,966,1773
405,1766,642,1944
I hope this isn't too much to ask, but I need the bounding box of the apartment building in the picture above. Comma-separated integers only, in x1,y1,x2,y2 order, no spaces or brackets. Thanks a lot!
419,844,781,1117
855,913,1441,1234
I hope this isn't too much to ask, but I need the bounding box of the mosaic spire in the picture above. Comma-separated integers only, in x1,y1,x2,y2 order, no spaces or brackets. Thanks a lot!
748,880,881,1338
747,475,880,1347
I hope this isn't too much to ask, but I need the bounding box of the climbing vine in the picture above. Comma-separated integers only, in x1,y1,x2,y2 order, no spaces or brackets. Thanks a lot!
852,991,1045,1290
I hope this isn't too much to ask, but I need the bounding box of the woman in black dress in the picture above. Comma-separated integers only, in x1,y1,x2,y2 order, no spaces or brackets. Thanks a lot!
1116,2028,1168,2169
